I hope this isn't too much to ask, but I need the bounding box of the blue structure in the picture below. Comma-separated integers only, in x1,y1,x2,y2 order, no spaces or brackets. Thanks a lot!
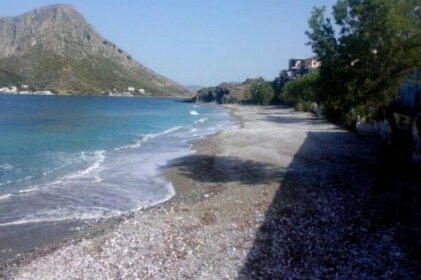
400,69,421,112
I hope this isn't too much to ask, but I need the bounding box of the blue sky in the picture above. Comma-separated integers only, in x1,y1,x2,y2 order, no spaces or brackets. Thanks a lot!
0,1,336,86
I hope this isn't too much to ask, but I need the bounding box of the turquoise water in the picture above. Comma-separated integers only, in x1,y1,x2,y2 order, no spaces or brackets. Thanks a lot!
0,95,235,226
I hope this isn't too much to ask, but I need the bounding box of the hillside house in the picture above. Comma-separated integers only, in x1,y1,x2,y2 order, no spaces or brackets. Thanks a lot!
288,57,320,78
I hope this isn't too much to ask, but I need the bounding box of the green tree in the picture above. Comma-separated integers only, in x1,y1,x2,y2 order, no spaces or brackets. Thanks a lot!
251,79,275,105
307,0,421,122
271,70,289,102
250,78,274,105
281,71,319,110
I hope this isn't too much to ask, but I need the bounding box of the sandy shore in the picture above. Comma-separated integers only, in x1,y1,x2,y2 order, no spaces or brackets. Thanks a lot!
1,105,418,279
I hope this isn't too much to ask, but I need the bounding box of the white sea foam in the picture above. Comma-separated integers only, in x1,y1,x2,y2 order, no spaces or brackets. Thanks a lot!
190,110,199,116
0,180,12,187
0,182,176,227
133,181,176,212
59,150,106,183
0,176,32,187
0,188,39,202
42,159,75,176
194,117,208,124
0,219,55,227
0,163,14,172
17,187,39,194
154,126,184,137
140,126,184,144
0,207,122,227
114,126,184,151
0,193,12,200
78,151,105,176
114,140,143,151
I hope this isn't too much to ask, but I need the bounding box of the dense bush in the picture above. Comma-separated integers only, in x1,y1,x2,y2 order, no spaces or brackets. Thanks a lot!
251,80,275,105
271,70,289,103
281,72,319,110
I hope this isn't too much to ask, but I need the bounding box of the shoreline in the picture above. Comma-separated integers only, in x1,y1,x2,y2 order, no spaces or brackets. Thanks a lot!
0,104,318,278
1,104,418,279
0,103,237,267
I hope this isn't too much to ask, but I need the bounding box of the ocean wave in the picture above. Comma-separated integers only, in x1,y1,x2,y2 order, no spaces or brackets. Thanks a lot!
78,151,105,176
114,140,143,151
0,180,12,187
194,117,209,124
63,150,106,182
189,110,199,116
0,163,14,172
0,218,53,227
133,181,176,212
151,126,184,137
114,126,184,151
42,154,79,176
17,187,39,194
0,193,12,200
0,175,33,187
0,187,39,201
190,128,198,137
0,207,122,227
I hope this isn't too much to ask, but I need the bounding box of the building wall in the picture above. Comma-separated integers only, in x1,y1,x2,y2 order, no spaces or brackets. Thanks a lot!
400,69,421,111
288,57,320,77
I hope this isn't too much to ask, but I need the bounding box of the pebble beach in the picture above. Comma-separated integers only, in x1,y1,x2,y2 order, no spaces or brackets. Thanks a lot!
1,105,419,279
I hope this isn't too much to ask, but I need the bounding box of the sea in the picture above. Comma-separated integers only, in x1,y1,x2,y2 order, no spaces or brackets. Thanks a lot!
0,94,235,228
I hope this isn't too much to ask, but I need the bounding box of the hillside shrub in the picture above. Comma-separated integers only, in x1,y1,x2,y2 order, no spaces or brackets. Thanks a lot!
251,80,274,105
281,72,319,111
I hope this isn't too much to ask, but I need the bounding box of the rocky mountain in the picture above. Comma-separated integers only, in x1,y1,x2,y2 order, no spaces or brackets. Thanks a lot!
0,4,190,96
193,79,259,104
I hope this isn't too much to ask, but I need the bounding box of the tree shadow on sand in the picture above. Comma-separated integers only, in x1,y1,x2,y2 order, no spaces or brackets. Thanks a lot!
166,155,284,185
263,114,319,125
258,109,332,127
238,130,420,279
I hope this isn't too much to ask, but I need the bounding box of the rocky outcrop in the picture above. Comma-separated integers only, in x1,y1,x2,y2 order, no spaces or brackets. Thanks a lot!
193,79,258,104
0,4,190,96
193,85,232,103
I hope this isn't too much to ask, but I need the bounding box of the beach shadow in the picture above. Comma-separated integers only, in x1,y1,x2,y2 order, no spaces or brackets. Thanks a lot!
257,109,319,125
165,155,284,185
237,129,419,278
263,114,317,125
367,144,421,272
